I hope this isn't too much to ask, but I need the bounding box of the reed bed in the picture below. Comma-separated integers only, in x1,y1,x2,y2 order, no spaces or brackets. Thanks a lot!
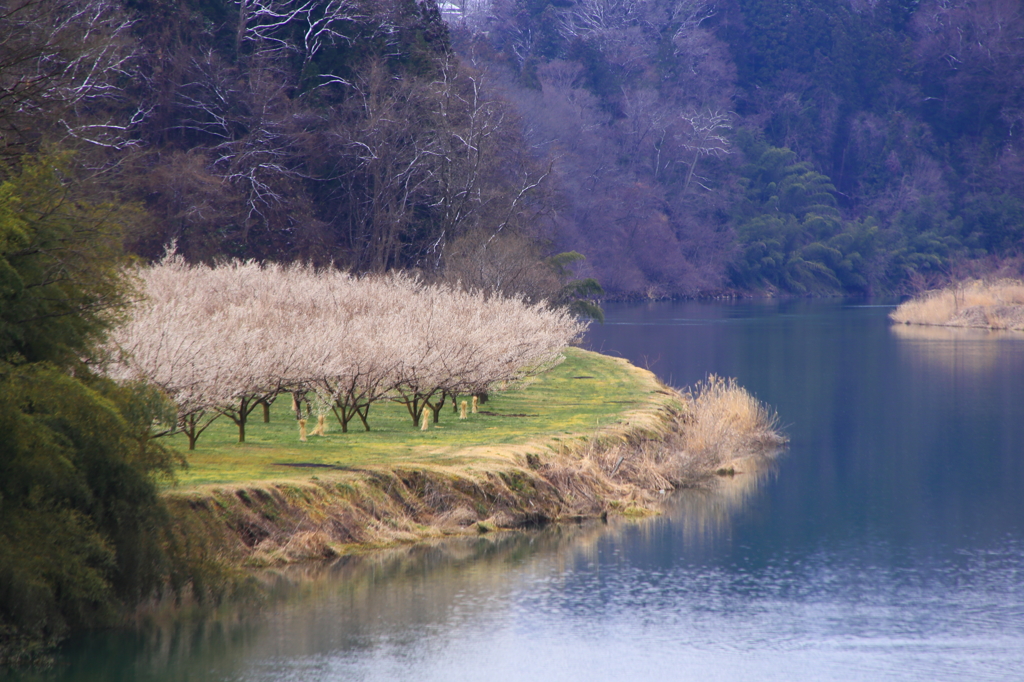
890,279,1024,330
572,374,785,511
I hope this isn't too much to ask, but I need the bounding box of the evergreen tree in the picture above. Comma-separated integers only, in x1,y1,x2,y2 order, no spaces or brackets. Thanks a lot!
0,155,180,665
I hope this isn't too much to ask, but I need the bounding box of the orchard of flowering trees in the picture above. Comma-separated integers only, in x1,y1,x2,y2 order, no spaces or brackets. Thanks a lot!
103,257,585,449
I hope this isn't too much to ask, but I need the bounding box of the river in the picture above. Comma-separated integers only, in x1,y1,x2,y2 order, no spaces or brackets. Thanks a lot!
19,300,1024,681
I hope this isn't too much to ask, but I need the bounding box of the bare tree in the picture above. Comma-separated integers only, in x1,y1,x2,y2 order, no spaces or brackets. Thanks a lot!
679,109,732,192
334,61,436,271
558,0,643,45
0,0,143,158
233,0,367,65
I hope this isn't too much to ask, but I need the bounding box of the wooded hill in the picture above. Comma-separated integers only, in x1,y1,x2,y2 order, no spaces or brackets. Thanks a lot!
2,0,1022,298
449,0,1024,295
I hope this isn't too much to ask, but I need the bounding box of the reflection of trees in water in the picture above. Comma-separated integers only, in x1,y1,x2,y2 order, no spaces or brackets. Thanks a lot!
50,467,776,680
891,324,1024,375
606,454,780,553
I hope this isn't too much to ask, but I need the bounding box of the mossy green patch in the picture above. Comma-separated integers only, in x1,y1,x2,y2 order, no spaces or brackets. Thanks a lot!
166,349,666,488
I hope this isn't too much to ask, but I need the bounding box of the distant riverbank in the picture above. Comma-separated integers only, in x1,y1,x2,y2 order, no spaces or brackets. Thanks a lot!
890,279,1024,331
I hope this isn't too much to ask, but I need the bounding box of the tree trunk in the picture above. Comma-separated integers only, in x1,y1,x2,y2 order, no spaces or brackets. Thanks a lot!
430,394,446,423
332,405,350,433
403,396,422,426
234,396,253,443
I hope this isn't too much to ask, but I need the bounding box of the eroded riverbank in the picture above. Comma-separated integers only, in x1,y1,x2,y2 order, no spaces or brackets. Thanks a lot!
159,350,785,570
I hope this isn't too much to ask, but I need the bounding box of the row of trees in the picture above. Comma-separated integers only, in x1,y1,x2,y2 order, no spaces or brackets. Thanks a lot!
103,257,586,448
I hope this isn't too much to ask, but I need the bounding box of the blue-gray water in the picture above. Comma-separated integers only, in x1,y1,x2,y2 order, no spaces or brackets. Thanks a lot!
21,300,1024,681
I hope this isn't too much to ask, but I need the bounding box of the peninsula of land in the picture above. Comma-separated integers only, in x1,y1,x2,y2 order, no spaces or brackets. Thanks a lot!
162,348,785,569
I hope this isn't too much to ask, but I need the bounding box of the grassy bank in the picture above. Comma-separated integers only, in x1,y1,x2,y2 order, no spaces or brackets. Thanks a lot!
158,349,785,571
891,279,1024,330
166,348,657,486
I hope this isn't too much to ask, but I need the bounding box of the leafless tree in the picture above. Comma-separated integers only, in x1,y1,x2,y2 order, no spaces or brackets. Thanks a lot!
679,109,732,192
426,59,511,262
559,0,641,40
0,0,143,158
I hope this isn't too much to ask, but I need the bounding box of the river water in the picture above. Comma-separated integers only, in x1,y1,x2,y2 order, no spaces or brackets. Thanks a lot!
21,300,1024,681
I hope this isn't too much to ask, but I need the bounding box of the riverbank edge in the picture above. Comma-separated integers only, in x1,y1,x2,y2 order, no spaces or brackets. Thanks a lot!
157,351,778,576
890,306,1024,331
889,279,1024,331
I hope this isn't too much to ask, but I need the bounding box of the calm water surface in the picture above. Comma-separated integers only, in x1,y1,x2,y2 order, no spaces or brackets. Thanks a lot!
23,300,1024,681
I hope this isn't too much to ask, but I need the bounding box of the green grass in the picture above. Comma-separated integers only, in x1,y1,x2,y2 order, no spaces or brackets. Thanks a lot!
166,349,662,488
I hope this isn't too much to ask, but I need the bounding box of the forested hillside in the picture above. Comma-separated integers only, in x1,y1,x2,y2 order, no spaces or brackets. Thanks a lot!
449,0,1024,295
2,0,1022,297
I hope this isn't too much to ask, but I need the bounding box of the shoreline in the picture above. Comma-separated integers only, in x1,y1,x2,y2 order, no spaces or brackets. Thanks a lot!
159,351,786,571
890,279,1024,332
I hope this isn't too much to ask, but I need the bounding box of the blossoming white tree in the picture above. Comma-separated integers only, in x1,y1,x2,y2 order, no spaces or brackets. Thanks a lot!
103,255,586,447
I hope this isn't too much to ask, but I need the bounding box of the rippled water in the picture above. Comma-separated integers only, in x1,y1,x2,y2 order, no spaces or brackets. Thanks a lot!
21,300,1024,681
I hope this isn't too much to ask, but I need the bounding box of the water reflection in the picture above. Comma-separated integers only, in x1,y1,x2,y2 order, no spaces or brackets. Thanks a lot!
654,455,781,545
23,465,777,682
891,323,1024,374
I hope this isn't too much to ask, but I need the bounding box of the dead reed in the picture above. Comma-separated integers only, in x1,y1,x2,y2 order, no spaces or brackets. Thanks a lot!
553,375,785,514
676,375,783,470
890,279,1024,330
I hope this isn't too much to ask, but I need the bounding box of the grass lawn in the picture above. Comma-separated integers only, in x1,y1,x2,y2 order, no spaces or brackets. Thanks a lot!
166,348,664,488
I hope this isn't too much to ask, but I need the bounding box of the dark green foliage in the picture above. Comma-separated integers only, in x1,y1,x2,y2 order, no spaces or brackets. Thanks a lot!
546,252,605,322
730,143,969,294
0,366,180,660
0,153,188,665
962,191,1024,254
717,0,1022,291
878,204,964,286
0,155,135,366
731,146,877,294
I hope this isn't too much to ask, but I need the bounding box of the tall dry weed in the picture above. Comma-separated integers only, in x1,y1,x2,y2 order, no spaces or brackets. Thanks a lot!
671,375,782,475
891,279,1024,328
560,375,784,504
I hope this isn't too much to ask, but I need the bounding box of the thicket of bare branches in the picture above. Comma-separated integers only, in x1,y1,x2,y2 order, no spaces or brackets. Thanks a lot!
0,0,142,159
110,0,554,278
450,0,740,297
103,256,584,448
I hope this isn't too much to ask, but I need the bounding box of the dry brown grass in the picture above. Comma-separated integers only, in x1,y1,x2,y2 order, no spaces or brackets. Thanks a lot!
891,279,1024,330
677,375,782,468
556,375,786,514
